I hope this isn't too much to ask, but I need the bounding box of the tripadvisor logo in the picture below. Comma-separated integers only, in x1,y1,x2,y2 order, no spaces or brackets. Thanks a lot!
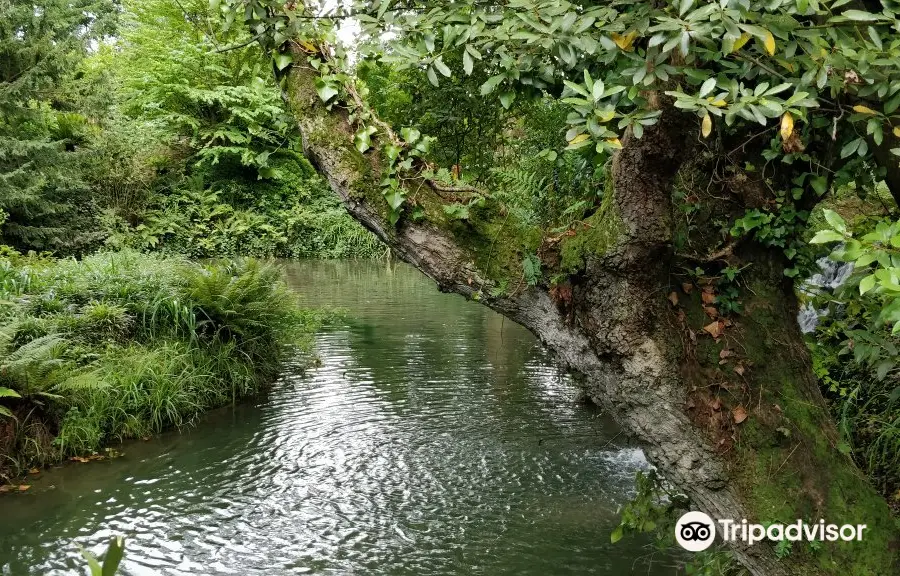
675,511,716,552
675,511,868,551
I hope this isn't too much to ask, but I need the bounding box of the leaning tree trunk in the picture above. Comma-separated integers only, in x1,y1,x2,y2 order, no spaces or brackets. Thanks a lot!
278,47,898,575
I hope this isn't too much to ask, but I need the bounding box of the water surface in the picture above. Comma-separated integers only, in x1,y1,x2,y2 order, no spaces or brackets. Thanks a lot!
0,261,675,575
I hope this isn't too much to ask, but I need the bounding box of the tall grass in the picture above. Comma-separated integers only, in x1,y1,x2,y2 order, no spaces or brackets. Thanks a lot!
0,250,318,478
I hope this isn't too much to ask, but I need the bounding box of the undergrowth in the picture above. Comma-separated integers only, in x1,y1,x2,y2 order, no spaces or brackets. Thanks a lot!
0,249,323,479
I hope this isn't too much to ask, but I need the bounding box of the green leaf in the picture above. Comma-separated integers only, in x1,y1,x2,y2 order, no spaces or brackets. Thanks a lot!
79,547,103,576
315,79,339,103
480,75,505,95
443,203,470,220
102,537,125,576
433,56,451,77
838,9,881,21
840,138,861,159
427,66,439,87
610,525,624,544
809,230,845,244
876,360,893,380
273,53,293,71
384,189,405,211
823,209,847,233
592,79,605,102
859,274,877,295
699,77,716,98
0,387,21,399
463,50,474,75
499,90,516,109
810,176,828,196
522,254,541,286
400,127,421,144
376,0,392,20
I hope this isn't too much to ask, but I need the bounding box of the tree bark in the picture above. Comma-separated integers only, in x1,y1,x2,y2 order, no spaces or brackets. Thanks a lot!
278,47,899,575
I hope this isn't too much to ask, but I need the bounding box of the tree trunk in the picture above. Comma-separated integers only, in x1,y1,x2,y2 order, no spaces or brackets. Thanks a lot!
278,48,899,575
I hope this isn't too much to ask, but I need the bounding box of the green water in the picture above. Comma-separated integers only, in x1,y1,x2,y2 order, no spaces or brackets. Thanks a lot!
0,261,677,575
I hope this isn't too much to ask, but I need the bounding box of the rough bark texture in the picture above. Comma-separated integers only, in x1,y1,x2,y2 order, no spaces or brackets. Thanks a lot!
279,47,899,575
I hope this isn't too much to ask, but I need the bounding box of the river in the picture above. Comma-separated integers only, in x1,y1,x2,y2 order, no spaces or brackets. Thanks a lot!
0,261,677,575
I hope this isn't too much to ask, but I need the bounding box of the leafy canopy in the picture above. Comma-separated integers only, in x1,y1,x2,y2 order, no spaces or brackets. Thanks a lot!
216,0,899,185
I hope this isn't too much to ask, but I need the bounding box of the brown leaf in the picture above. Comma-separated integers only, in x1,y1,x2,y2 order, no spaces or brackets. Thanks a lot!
28,468,40,475
703,321,723,338
710,397,722,411
719,349,734,359
682,282,694,294
701,291,717,305
733,363,745,376
18,484,30,492
732,406,748,424
0,485,14,493
667,291,679,306
703,306,719,319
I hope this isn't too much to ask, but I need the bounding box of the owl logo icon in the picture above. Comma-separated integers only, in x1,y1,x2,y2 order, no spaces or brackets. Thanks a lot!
675,511,716,551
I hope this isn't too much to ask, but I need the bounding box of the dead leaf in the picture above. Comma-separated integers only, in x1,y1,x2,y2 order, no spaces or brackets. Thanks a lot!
701,291,717,305
710,397,722,411
732,406,748,424
780,112,794,140
703,306,719,319
668,291,679,306
703,321,723,338
773,403,782,413
28,468,40,475
719,349,734,360
0,485,14,493
18,485,30,492
733,364,745,376
682,282,694,294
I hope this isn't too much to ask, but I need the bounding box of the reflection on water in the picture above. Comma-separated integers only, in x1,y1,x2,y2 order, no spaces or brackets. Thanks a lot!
0,260,676,575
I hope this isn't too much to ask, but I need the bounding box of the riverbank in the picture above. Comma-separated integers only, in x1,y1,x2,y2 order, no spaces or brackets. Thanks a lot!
0,249,321,481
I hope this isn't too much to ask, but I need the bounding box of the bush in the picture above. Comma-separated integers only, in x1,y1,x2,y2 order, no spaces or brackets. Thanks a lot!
0,249,320,478
803,194,900,505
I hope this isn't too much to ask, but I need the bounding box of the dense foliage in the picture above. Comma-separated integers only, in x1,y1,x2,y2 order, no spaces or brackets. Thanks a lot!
0,249,321,479
0,0,116,251
805,192,900,504
0,0,382,258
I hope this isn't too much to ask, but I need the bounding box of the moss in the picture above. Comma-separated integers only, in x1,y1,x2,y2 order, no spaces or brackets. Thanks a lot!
445,197,542,287
676,269,898,574
558,185,624,273
732,284,897,574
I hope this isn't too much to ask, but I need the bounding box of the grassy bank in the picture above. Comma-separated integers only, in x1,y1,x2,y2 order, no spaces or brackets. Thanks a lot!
0,249,318,480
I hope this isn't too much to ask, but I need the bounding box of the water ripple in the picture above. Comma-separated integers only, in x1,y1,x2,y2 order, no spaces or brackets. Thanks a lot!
0,261,673,576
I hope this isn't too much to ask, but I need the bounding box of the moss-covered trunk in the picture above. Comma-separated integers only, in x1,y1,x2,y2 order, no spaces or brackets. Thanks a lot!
278,46,898,575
